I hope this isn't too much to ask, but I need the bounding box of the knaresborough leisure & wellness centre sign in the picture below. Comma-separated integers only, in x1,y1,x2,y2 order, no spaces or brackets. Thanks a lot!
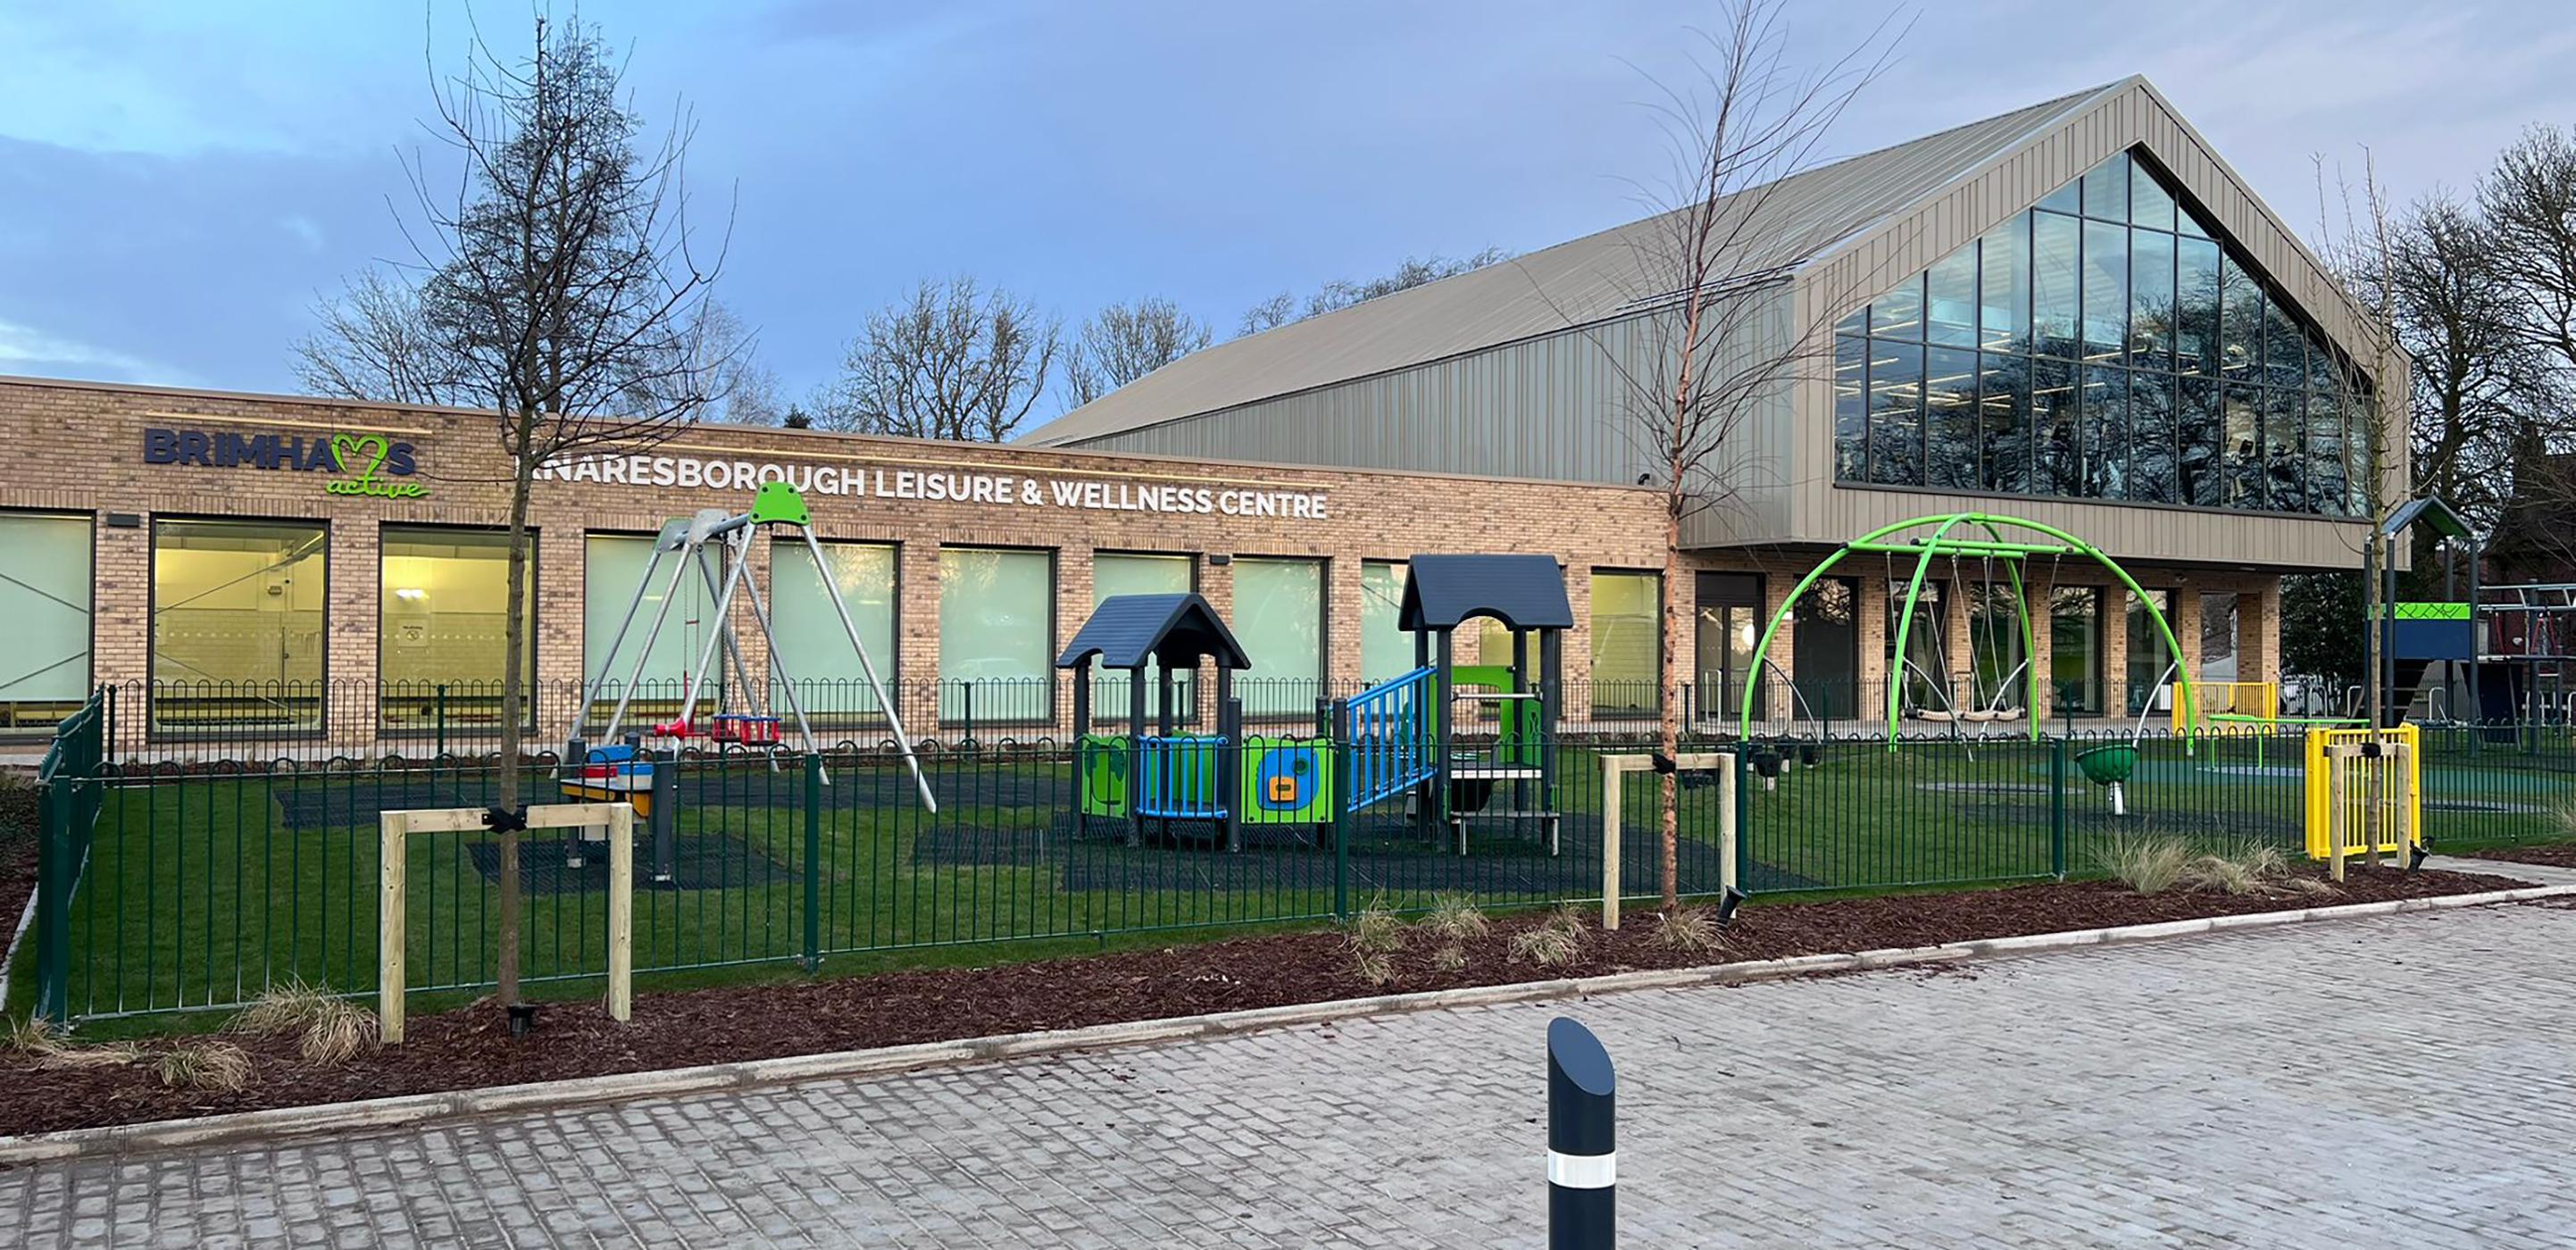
532,447,1335,520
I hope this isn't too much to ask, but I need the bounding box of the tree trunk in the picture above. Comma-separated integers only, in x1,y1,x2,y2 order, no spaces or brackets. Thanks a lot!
1659,505,1684,911
495,420,537,1009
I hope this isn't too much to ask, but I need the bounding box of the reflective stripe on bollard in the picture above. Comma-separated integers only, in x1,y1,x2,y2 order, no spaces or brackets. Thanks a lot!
1547,1016,1615,1248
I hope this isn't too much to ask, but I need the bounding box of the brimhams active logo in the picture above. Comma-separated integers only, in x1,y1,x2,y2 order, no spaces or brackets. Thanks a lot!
143,428,429,499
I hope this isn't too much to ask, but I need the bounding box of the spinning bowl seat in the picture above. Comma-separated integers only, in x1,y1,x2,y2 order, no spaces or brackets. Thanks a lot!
2074,744,2138,785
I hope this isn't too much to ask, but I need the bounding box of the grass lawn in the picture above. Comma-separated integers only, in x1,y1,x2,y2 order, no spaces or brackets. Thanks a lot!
25,732,2569,1029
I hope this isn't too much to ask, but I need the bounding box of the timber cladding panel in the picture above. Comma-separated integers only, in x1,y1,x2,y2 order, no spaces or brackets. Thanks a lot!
0,376,1673,737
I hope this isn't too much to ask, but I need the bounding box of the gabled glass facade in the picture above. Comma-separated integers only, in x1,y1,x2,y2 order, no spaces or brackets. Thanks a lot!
1833,149,2374,518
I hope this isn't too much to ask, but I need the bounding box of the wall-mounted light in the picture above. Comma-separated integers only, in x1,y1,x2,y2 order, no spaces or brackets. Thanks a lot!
1209,554,1231,566
395,588,429,601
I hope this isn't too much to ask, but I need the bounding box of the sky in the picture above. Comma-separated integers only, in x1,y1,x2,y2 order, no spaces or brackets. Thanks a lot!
4,0,2572,412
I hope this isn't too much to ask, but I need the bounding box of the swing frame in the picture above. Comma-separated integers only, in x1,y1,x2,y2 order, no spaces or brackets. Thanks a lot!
1738,512,2199,750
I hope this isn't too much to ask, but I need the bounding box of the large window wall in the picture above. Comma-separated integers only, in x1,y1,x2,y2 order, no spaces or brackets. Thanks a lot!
0,513,93,730
1589,571,1661,716
938,547,1053,724
1232,557,1323,717
583,534,714,716
771,541,898,725
1092,553,1194,722
1834,149,2374,518
152,520,327,731
1360,560,1412,684
379,528,535,731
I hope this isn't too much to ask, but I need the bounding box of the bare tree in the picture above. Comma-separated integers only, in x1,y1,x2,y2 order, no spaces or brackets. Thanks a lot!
665,301,782,424
291,268,466,405
403,12,730,1015
1236,291,1296,338
1599,1,1898,910
1062,296,1213,409
817,277,1060,441
1234,248,1513,338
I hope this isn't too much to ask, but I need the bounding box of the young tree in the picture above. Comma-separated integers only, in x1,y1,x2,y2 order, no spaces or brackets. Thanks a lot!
405,14,730,1014
816,277,1060,441
1062,296,1213,409
1601,0,1897,910
291,268,467,406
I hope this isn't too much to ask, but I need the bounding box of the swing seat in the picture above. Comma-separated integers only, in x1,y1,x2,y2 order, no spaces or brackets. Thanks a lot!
652,717,698,738
1988,707,2025,722
708,713,784,745
1913,709,1956,723
1958,709,1998,723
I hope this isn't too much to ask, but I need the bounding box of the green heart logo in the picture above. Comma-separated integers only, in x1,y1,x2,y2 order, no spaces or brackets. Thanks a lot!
329,433,388,475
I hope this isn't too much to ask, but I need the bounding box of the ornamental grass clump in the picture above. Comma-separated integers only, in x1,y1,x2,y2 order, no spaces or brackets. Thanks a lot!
2093,834,2194,895
152,1042,254,1094
1508,905,1589,969
1652,904,1726,954
233,978,379,1066
1417,894,1490,942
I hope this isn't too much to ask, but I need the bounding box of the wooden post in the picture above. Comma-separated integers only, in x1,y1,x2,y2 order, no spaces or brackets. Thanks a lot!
1600,757,1622,931
2327,745,2348,884
1717,751,1738,898
608,801,633,1024
379,812,408,1045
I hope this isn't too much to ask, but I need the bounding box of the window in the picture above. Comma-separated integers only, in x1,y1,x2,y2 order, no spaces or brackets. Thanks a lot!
583,534,714,718
2129,371,2179,505
1926,248,1978,347
2199,590,2241,683
771,540,897,725
2033,212,2081,357
1091,553,1193,723
153,520,326,732
1978,217,2029,352
1589,571,1660,716
379,528,534,733
1231,557,1321,717
938,547,1052,723
0,513,92,730
2049,586,2103,715
1827,147,2372,520
1885,579,1948,714
1866,340,1923,486
1792,578,1859,720
2125,588,2175,716
1979,354,2031,493
1925,346,1980,490
1361,560,1413,683
1833,334,1867,482
1694,572,1764,718
1964,583,2028,712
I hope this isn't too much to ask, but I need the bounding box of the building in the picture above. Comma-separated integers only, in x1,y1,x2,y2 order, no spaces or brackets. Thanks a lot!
0,77,2397,752
1030,76,2405,723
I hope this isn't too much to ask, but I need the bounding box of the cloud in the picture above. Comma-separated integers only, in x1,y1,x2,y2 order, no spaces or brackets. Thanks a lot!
0,319,176,383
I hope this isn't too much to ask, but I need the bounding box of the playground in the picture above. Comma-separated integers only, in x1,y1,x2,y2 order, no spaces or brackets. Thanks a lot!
21,502,2576,1031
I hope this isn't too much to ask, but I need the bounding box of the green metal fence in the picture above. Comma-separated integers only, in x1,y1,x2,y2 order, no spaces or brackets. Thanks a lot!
28,710,2575,1026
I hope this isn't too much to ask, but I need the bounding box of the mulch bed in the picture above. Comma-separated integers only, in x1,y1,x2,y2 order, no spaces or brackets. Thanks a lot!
0,863,2521,1140
2464,844,2576,870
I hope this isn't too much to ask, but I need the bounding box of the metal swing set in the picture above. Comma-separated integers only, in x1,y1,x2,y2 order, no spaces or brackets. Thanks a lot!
563,481,936,815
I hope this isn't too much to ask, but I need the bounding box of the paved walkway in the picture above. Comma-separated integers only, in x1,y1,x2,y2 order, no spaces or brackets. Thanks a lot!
7,898,2576,1247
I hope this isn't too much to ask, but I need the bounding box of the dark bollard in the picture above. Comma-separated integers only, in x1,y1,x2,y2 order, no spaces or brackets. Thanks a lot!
1547,1016,1615,1248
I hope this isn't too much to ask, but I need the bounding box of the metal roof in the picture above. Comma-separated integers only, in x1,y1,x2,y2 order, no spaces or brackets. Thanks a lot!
1023,81,2119,448
1055,593,1252,671
1398,554,1574,631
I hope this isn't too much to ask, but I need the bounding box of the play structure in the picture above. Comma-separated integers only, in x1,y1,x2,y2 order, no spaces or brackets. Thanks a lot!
1059,554,1569,854
1736,512,2194,814
557,483,934,878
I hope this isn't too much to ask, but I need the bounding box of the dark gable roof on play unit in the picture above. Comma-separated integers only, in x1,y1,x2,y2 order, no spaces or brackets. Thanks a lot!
1055,593,1253,671
1399,554,1573,631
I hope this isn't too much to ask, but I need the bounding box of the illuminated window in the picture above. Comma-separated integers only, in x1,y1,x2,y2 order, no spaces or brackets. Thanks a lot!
152,520,326,732
1091,552,1192,721
1232,558,1322,717
1588,571,1660,716
938,547,1052,724
379,528,534,733
583,533,717,721
771,540,897,726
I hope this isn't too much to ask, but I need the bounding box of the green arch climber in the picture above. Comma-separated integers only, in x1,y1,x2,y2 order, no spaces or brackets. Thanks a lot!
1736,512,2197,748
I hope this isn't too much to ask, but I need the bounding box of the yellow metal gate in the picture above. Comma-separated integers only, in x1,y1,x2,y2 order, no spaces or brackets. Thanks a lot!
2303,726,2421,865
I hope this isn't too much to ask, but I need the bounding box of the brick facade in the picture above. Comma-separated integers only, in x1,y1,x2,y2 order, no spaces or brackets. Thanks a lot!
0,376,2285,749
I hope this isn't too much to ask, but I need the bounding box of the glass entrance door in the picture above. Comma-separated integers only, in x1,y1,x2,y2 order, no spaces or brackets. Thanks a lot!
1694,572,1764,721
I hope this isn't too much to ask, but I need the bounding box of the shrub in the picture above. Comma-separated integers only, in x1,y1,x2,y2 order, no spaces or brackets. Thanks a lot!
232,978,379,1066
1652,905,1725,954
1349,899,1405,955
1349,949,1396,987
2093,834,2194,895
153,1042,254,1093
1417,894,1490,942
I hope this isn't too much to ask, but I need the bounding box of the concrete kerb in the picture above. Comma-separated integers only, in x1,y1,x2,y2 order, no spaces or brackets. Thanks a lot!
6,880,2572,1165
